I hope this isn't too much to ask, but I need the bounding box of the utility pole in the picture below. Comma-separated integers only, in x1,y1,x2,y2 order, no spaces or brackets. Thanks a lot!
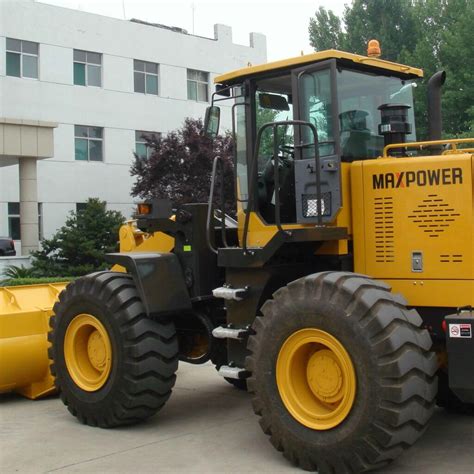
122,0,126,20
191,2,195,34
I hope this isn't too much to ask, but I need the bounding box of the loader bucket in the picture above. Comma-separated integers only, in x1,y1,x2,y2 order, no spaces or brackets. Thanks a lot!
0,282,68,399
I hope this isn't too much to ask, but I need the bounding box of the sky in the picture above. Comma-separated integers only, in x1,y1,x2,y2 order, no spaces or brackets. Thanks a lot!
39,0,348,61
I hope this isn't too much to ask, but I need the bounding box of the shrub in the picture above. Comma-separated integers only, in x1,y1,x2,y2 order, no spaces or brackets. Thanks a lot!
30,198,124,277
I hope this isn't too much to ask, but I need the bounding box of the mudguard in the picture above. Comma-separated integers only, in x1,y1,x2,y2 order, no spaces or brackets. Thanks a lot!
105,252,191,316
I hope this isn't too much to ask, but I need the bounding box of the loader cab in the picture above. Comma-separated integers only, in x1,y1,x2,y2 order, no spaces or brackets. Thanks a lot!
206,50,422,249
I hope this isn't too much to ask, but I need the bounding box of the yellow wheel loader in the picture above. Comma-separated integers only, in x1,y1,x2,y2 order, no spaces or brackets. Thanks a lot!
4,42,473,472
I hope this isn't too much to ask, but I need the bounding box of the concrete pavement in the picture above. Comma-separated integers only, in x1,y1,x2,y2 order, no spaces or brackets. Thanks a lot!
1,362,473,473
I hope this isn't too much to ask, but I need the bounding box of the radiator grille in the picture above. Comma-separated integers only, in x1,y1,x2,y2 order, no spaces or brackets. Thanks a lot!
374,197,394,263
407,194,460,238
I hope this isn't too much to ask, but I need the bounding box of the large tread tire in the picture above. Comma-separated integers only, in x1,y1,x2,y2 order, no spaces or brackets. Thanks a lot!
49,271,179,428
246,272,437,473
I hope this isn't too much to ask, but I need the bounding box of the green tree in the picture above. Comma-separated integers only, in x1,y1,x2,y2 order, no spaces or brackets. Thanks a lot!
31,198,124,277
342,0,418,61
308,0,474,139
309,7,344,51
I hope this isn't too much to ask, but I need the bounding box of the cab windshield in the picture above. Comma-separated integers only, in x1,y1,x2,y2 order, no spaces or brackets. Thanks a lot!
300,68,417,160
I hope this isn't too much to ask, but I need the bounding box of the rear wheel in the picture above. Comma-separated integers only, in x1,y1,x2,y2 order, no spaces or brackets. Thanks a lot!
49,272,179,427
246,272,437,473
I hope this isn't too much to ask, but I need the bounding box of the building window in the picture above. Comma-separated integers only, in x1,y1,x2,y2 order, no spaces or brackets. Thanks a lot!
75,125,103,161
76,203,87,213
7,202,43,240
187,69,209,102
73,49,102,87
6,38,39,79
8,202,21,240
134,60,159,95
38,203,43,240
135,131,161,159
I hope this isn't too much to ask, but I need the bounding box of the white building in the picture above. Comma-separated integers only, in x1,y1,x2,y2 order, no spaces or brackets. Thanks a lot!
0,0,266,254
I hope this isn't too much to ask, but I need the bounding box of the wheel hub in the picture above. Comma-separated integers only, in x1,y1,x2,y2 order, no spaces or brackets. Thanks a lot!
307,349,343,403
64,314,112,392
276,328,356,430
87,330,107,371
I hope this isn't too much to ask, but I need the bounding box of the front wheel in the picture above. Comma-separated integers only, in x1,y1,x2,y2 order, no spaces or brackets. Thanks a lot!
49,272,179,428
246,272,437,473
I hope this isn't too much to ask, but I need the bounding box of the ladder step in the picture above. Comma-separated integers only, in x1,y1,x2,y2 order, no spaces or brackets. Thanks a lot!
218,365,249,380
212,326,249,340
212,286,248,301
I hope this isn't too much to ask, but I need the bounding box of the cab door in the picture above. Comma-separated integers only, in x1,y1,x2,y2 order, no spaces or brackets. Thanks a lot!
291,59,342,224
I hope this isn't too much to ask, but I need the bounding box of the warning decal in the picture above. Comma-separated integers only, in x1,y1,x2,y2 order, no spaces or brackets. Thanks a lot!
449,324,472,338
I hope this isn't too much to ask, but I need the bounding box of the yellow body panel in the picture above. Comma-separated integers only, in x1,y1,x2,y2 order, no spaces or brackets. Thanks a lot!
385,279,474,307
0,283,67,398
236,211,315,248
351,153,474,307
215,49,423,84
119,220,174,253
112,220,175,272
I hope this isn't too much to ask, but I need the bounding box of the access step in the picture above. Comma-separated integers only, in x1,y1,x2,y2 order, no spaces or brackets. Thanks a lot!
212,286,249,301
217,365,249,380
212,325,250,340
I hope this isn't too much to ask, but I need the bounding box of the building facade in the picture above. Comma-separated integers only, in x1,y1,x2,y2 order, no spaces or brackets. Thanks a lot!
0,0,266,253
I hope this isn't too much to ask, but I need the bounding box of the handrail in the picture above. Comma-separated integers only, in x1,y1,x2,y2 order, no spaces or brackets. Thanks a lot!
383,138,474,157
242,120,321,255
206,156,228,255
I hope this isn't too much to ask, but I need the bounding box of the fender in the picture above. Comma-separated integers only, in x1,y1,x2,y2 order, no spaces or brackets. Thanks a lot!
105,252,191,316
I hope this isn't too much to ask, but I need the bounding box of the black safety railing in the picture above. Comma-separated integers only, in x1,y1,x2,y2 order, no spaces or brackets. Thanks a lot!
206,156,229,254
242,120,321,255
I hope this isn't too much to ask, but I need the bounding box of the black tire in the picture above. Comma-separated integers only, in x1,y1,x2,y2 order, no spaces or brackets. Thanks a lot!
49,271,179,428
211,339,248,391
437,370,474,415
246,272,437,473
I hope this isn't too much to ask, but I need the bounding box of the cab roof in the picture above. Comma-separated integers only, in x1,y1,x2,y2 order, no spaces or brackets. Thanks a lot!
214,49,423,84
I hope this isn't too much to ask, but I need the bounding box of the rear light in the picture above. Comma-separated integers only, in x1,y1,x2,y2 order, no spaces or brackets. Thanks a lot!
442,319,447,333
137,203,152,215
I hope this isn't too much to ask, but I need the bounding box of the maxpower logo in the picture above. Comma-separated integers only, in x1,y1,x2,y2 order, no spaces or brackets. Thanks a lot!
372,167,463,189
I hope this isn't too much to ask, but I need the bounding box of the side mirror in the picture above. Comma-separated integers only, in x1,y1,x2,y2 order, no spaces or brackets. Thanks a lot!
203,106,220,139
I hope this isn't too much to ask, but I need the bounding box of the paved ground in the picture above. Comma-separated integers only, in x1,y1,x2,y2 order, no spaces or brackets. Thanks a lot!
1,363,473,473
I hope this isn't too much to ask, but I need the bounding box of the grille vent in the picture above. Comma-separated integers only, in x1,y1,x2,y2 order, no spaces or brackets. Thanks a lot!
302,192,331,218
374,197,394,263
408,194,460,238
440,254,464,263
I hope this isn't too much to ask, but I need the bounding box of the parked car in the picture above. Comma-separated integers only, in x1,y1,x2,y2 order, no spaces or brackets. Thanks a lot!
0,237,16,256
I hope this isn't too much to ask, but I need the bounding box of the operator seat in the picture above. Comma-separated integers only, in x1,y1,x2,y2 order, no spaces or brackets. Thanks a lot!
339,110,371,162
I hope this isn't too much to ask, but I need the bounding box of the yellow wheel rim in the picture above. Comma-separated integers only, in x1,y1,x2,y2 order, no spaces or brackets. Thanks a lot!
276,328,356,430
64,314,112,392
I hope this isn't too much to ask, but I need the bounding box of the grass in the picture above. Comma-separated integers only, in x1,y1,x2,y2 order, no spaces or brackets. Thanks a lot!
0,277,75,287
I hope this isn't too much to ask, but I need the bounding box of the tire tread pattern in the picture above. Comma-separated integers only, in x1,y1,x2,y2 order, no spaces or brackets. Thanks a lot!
48,271,178,428
245,272,437,473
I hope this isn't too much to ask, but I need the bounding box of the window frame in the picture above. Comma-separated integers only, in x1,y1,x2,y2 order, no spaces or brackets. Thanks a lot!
187,68,209,102
38,202,43,240
6,38,39,80
74,125,104,162
133,60,159,95
73,49,103,87
135,130,161,159
7,202,21,240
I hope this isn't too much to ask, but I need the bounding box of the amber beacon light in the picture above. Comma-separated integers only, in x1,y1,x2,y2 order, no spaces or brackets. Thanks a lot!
367,39,381,57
